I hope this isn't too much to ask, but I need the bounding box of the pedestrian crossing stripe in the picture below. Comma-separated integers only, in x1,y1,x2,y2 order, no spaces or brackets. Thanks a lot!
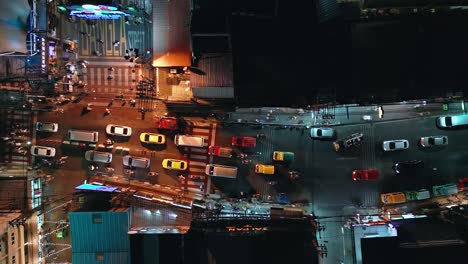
188,160,206,166
189,167,205,173
192,128,210,134
82,66,143,88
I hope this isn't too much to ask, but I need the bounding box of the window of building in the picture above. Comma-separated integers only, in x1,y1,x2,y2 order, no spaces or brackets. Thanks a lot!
12,255,16,264
92,214,102,224
11,233,14,245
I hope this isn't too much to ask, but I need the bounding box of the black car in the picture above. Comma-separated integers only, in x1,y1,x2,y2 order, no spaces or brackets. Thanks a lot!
393,160,424,174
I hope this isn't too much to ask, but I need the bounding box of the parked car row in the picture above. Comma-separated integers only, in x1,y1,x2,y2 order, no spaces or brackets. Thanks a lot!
381,183,459,205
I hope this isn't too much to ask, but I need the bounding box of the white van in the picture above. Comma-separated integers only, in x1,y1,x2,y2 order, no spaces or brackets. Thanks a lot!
68,130,99,143
174,134,205,147
205,164,238,178
436,114,468,128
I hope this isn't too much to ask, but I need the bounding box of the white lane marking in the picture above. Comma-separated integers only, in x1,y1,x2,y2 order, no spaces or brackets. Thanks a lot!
210,123,216,147
336,157,359,160
206,123,216,194
97,68,102,86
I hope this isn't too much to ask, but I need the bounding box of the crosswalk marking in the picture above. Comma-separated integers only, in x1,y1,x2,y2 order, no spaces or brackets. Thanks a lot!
189,168,205,173
83,66,144,89
193,128,209,133
176,121,217,193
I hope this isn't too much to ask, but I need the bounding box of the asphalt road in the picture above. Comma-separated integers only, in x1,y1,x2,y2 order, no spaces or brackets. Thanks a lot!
214,113,468,264
32,95,468,264
34,97,201,263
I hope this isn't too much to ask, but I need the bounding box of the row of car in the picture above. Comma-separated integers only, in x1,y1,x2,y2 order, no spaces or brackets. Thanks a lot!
36,121,167,145
381,182,461,205
352,160,425,181
382,135,448,151
84,149,188,170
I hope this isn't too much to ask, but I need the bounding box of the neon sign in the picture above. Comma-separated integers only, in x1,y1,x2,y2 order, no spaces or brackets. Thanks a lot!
226,225,268,232
68,4,129,19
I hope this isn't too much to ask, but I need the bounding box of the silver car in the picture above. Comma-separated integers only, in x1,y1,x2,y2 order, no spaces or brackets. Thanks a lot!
106,124,132,136
382,139,409,151
85,150,112,163
30,146,56,157
123,155,150,168
36,122,58,132
420,136,448,147
310,127,334,139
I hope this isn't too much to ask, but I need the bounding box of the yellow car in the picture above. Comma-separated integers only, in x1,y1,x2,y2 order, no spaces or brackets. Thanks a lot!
162,159,187,170
255,164,275,174
140,133,166,144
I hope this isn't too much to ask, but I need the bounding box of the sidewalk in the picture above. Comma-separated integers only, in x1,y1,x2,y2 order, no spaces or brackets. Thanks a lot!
221,101,467,128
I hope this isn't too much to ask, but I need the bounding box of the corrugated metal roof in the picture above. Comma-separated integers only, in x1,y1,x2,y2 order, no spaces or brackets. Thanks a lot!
72,252,130,264
190,53,233,87
70,210,131,253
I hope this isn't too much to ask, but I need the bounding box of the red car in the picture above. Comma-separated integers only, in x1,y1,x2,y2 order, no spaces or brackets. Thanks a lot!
458,177,468,191
208,146,233,158
352,169,379,181
155,117,178,130
231,136,256,148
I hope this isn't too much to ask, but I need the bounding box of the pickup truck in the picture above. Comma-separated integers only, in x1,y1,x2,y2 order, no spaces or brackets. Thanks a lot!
272,151,295,162
333,132,364,152
208,146,233,158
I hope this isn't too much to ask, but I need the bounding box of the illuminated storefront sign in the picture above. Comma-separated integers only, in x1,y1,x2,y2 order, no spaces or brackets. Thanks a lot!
31,178,42,209
68,4,129,19
226,225,268,232
41,38,46,74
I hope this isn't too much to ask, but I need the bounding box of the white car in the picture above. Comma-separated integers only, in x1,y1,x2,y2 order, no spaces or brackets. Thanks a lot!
36,122,58,132
310,127,334,139
30,146,56,157
106,124,132,136
420,136,448,147
436,114,468,128
382,139,409,151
